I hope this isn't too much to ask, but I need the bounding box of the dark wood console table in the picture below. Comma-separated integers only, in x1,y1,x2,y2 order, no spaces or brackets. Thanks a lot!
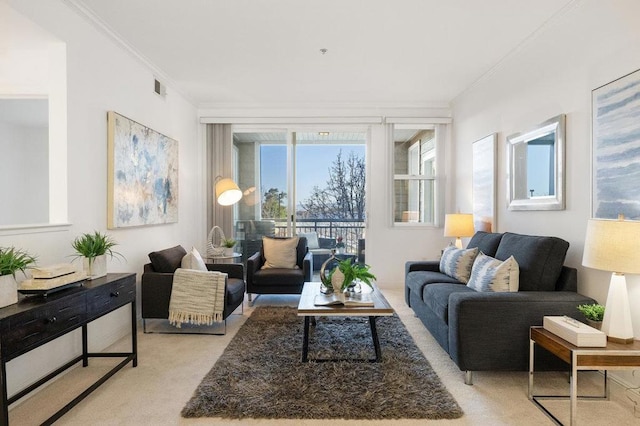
0,273,137,425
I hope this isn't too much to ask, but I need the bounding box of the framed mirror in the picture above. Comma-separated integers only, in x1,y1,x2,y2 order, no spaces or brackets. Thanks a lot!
506,114,565,211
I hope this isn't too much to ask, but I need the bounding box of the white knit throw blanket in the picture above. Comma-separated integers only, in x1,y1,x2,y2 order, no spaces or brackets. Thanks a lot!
169,268,226,328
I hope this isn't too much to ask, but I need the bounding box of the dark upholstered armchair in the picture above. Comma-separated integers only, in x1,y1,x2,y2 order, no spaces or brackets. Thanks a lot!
141,245,245,334
246,236,312,303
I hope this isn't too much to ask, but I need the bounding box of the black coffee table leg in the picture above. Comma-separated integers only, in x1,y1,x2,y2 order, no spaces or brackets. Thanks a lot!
369,316,382,362
302,316,310,362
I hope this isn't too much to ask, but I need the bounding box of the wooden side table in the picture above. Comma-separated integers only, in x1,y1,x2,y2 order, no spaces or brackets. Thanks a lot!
529,326,640,426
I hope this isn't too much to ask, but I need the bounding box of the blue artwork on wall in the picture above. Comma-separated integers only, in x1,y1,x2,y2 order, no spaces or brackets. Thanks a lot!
107,111,178,228
592,69,640,220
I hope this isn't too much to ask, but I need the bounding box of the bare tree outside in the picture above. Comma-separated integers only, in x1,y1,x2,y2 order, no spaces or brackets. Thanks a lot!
298,150,365,220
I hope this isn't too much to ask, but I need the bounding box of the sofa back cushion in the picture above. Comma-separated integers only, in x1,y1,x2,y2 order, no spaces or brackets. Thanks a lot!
467,231,503,257
298,232,320,249
494,232,569,291
148,245,187,273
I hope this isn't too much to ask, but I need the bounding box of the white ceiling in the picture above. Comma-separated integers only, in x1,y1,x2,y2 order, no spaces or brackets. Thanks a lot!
71,0,576,108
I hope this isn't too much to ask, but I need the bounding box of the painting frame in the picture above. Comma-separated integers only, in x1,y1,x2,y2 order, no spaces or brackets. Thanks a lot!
107,111,179,228
592,69,640,220
472,133,497,232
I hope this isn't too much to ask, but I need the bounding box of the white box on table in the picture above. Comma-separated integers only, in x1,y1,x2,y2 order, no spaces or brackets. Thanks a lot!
543,316,606,347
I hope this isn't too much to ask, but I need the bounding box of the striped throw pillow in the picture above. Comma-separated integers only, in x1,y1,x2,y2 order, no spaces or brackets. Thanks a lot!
439,246,479,283
467,252,519,292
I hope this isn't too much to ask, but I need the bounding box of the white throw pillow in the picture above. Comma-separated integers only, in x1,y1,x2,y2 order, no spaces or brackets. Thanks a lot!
181,247,208,271
467,252,520,292
298,232,320,249
262,237,299,269
439,246,479,284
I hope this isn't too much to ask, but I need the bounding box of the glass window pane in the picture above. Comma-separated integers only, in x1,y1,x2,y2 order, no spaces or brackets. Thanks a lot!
393,178,435,223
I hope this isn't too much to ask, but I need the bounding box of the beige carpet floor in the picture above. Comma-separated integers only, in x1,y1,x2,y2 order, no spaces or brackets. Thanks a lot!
8,285,640,425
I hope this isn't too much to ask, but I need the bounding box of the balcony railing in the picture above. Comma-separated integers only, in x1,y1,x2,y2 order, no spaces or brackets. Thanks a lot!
273,218,365,254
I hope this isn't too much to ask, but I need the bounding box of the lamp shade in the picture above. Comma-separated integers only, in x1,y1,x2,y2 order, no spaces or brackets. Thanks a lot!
443,214,475,238
582,217,640,274
215,178,242,206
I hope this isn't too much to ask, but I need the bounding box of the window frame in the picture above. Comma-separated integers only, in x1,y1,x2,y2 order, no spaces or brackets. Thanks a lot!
391,123,445,228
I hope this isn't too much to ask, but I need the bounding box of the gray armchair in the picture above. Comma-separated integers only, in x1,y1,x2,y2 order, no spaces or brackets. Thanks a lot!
246,236,312,303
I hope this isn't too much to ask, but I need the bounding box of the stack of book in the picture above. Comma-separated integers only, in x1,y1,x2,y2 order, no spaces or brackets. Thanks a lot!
19,264,87,293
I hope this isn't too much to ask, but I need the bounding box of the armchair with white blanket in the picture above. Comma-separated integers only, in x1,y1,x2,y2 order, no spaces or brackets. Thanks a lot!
141,245,245,334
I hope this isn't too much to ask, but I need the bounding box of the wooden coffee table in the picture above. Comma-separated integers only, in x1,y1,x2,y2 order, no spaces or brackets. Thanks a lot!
297,281,394,362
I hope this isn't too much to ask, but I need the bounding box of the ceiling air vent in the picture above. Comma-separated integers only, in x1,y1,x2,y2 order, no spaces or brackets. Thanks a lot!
154,79,166,98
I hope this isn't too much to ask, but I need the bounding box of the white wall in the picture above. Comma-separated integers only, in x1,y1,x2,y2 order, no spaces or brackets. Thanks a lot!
2,1,202,397
451,0,640,386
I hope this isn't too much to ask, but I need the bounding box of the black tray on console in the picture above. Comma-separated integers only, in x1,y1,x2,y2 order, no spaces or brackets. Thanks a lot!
18,280,85,297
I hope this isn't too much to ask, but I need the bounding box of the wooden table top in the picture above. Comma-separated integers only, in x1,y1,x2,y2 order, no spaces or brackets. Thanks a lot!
297,282,394,317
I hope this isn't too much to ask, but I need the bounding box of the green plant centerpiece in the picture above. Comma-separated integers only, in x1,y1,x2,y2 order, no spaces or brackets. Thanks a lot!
0,247,37,279
71,231,123,279
321,257,376,293
577,303,605,322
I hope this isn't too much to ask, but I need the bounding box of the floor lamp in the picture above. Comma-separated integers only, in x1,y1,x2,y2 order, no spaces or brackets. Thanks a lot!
215,177,242,206
582,215,640,343
444,213,475,249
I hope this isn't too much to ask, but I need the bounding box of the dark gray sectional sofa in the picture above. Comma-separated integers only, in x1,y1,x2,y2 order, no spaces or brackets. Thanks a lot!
405,231,596,384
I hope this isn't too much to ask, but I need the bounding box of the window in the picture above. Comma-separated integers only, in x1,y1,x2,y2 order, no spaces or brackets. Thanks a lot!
392,124,443,226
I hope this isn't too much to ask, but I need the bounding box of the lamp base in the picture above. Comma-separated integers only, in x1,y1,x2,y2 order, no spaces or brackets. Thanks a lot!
607,335,636,344
601,272,635,343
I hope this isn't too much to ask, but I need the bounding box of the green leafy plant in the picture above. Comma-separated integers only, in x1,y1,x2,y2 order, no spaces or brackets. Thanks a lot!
0,247,37,278
71,231,123,262
577,303,605,322
222,238,237,248
325,258,376,292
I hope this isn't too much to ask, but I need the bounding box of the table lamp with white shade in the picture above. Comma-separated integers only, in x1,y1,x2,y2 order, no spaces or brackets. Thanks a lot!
444,213,475,249
582,215,640,343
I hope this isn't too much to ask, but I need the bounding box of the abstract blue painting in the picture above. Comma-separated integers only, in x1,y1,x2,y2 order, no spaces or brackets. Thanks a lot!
107,111,178,228
592,69,640,220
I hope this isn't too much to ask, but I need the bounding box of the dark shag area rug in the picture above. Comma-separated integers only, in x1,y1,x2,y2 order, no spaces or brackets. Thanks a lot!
181,306,463,420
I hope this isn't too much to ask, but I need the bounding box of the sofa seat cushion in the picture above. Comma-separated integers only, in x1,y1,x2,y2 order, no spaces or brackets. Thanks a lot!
226,278,245,306
406,271,462,300
423,283,475,324
494,232,569,292
252,268,304,287
310,248,332,256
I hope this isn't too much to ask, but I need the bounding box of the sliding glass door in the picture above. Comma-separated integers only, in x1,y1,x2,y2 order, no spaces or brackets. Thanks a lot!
232,128,367,263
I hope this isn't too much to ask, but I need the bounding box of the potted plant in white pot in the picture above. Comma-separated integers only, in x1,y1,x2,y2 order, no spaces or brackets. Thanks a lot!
0,247,37,307
222,238,237,256
71,231,123,280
